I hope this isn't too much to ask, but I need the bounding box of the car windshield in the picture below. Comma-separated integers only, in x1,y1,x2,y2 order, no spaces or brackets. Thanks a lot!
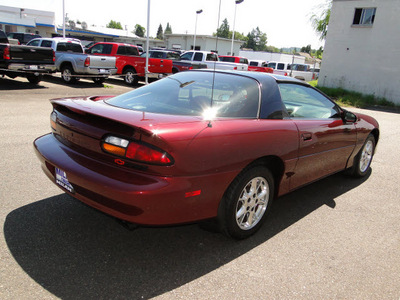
106,72,260,118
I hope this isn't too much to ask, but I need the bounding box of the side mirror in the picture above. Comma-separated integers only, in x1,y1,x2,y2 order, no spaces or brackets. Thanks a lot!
342,110,357,123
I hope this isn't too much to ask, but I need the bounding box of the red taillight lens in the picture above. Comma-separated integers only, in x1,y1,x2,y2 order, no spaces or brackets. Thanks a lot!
52,50,56,62
84,57,90,67
126,142,171,164
3,46,10,60
102,136,173,165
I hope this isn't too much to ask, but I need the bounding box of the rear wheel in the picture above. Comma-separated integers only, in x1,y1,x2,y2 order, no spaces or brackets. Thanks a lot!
123,67,138,86
349,134,376,177
61,65,77,84
26,74,42,84
218,166,274,239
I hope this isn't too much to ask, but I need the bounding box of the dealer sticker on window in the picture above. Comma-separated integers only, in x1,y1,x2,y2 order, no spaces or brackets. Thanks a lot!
55,167,74,193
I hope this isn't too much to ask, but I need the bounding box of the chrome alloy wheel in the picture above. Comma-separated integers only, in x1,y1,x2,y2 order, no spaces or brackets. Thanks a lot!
359,139,374,173
235,176,269,230
62,69,72,82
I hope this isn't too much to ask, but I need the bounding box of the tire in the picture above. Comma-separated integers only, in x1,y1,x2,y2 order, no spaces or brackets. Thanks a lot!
26,74,42,84
92,77,105,85
218,166,274,239
123,67,138,86
349,134,376,177
61,65,77,84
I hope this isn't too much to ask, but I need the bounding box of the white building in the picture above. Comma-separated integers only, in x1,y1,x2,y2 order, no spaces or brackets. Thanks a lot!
0,4,164,48
0,5,56,38
239,50,306,65
319,0,400,105
164,34,243,55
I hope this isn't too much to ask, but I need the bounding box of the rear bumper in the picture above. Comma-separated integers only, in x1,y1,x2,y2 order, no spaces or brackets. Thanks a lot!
84,67,118,76
7,63,56,73
34,133,232,226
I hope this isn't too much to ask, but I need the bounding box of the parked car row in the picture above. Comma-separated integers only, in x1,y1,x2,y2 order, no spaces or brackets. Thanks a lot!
2,31,318,86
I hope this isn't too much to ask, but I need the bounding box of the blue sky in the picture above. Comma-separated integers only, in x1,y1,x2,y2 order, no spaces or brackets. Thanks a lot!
0,0,329,49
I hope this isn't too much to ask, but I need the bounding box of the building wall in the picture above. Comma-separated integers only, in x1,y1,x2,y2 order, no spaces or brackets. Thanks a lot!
239,50,306,64
164,34,243,54
319,0,400,104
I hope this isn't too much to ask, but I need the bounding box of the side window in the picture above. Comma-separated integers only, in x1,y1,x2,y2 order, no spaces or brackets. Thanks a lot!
277,63,285,70
28,40,40,46
116,46,126,55
126,46,139,56
41,40,53,48
279,83,340,119
194,52,203,61
180,52,193,61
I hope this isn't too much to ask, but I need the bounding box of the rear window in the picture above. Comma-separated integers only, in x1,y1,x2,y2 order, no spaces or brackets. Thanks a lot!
166,52,180,60
219,57,235,63
56,42,83,53
106,72,260,118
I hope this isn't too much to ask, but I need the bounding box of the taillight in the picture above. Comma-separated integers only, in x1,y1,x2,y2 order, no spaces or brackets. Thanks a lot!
3,46,10,60
52,50,56,62
50,111,57,130
102,135,173,165
84,57,90,67
234,66,237,70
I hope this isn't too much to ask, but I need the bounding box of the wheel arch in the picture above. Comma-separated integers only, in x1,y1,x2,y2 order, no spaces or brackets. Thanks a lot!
122,65,136,73
221,155,285,203
371,128,380,145
59,61,73,71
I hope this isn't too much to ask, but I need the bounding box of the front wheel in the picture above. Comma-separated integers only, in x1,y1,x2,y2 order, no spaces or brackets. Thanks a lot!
349,134,376,177
218,166,274,239
123,67,138,86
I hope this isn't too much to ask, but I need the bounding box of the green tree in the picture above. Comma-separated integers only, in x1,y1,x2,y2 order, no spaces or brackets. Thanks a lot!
134,24,146,37
164,22,172,35
310,1,332,40
242,27,267,51
216,18,230,38
156,24,163,40
300,44,312,53
106,20,123,30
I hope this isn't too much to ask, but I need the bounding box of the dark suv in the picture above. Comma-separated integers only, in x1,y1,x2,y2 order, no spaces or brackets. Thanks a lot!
7,32,41,45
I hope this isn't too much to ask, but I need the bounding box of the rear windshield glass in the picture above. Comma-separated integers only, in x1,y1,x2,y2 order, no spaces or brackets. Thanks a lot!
219,57,235,63
56,42,83,53
106,72,260,118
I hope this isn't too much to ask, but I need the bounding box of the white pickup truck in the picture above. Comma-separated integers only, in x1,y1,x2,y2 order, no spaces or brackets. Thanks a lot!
267,61,314,81
27,37,117,84
180,51,248,71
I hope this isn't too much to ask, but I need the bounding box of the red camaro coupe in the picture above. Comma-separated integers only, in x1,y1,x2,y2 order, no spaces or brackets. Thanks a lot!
34,70,379,239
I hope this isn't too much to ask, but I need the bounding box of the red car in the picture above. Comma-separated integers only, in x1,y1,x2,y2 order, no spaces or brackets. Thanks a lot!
86,42,173,85
34,70,379,239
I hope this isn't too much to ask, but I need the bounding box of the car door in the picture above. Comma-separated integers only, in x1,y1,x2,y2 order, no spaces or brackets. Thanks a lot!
279,83,357,190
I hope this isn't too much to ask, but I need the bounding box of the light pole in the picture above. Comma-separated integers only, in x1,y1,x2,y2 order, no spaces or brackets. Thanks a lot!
230,0,244,56
62,0,65,37
145,0,150,84
193,9,203,51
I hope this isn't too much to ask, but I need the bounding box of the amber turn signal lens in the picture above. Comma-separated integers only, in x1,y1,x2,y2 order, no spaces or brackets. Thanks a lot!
102,143,126,156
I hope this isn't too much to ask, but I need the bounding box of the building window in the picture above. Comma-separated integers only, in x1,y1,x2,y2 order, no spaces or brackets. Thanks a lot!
353,8,376,25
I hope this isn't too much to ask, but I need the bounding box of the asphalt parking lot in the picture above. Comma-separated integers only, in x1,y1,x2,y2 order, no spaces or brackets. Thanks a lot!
0,75,399,299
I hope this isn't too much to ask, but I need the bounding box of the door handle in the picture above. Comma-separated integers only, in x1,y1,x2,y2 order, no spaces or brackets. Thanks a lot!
301,133,312,141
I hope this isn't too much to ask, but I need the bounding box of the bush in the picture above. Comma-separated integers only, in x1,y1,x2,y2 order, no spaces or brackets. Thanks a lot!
310,80,398,109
